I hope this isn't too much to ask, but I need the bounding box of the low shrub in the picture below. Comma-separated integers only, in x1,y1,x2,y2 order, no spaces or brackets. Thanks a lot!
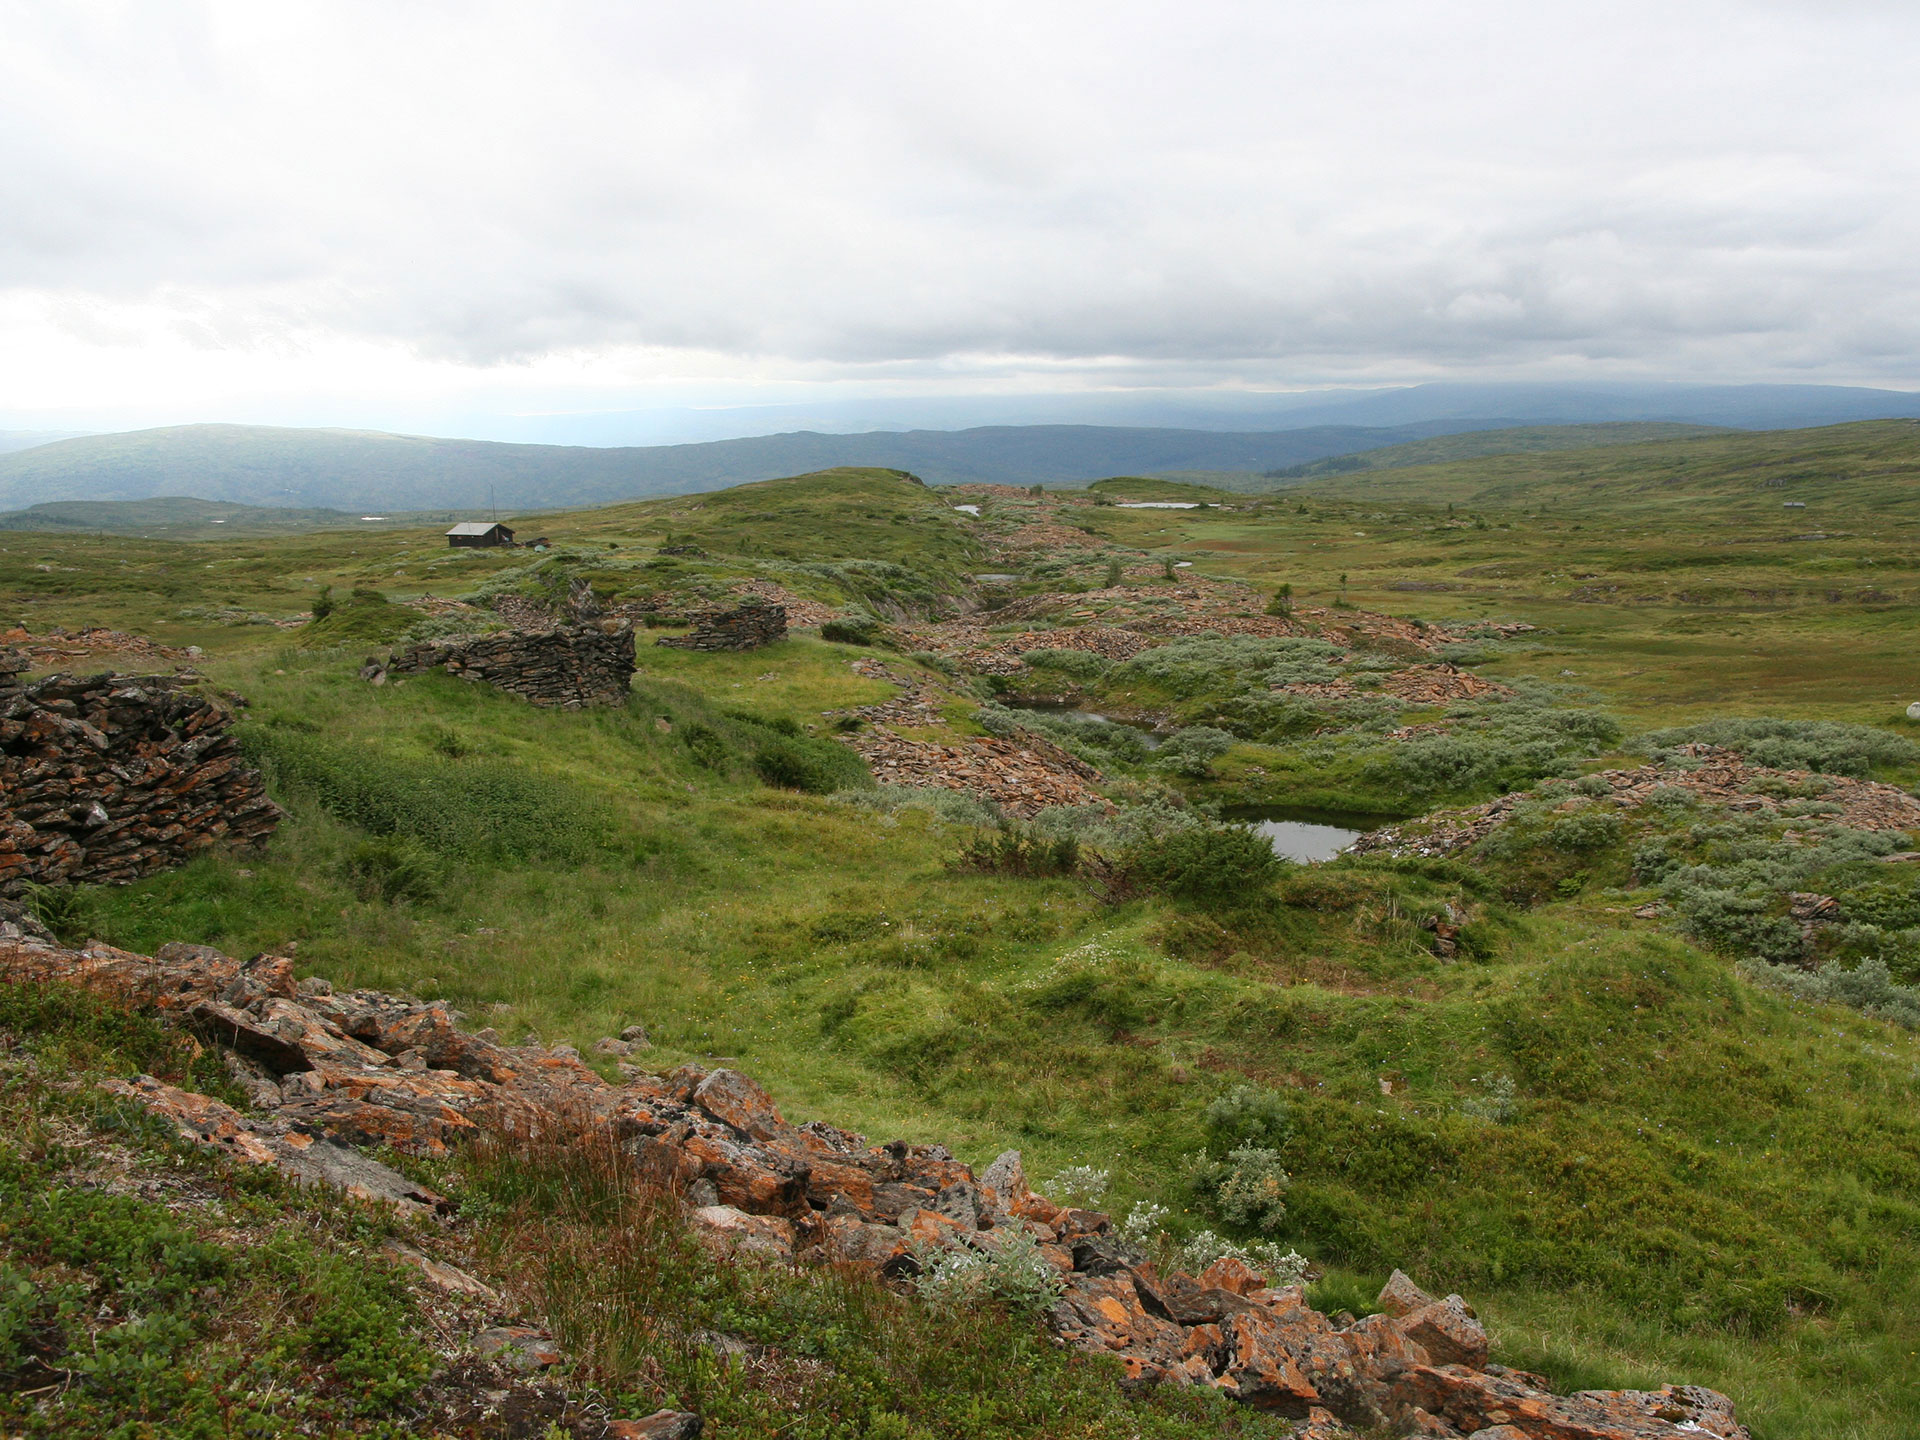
1740,956,1920,1029
912,1229,1066,1316
958,821,1080,878
820,619,875,646
1187,1145,1292,1232
752,732,873,793
1203,1083,1293,1148
1021,647,1111,682
1124,824,1281,906
1154,725,1236,779
1640,716,1919,777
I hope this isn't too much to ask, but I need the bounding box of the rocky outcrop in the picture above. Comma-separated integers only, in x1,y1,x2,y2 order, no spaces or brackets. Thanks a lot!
368,625,636,709
654,600,787,653
0,653,280,899
0,928,1751,1440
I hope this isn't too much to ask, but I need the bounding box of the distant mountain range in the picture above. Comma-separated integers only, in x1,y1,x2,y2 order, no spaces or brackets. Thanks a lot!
463,380,1920,445
1,381,1917,514
0,418,1526,512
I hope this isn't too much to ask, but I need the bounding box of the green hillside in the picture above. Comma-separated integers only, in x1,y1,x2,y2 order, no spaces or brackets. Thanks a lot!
8,433,1920,1436
0,496,454,538
1085,475,1239,502
1302,419,1920,518
1265,421,1729,479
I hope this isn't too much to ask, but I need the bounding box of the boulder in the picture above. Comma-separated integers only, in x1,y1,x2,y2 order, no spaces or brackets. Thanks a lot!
1379,1268,1438,1317
692,1068,787,1138
1199,1255,1269,1296
689,1204,796,1263
606,1412,703,1440
1398,1295,1489,1369
817,1214,919,1276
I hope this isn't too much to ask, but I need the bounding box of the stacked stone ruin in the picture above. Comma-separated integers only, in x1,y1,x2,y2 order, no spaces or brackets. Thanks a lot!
654,600,787,652
0,648,281,899
369,625,637,709
0,924,1753,1440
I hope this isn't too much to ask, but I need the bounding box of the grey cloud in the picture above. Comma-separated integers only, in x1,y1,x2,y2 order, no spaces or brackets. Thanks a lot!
0,0,1917,396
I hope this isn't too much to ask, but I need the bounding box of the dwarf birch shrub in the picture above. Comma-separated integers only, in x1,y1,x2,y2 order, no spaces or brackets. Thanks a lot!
1739,957,1920,1030
1641,716,1918,777
1187,1145,1291,1232
1203,1084,1293,1148
1125,824,1281,905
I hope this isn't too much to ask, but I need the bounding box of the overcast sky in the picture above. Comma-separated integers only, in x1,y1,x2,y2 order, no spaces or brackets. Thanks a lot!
3,0,1917,441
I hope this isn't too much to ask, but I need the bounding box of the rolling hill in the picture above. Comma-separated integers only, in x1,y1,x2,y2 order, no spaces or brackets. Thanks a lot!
0,497,452,538
1300,418,1920,521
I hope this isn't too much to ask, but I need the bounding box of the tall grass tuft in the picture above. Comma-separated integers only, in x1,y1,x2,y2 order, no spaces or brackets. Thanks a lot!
242,725,614,862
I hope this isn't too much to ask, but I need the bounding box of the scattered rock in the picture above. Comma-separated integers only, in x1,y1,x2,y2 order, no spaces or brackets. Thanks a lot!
605,1410,703,1440
385,1243,503,1305
472,1326,564,1372
1398,1296,1489,1369
688,1204,796,1263
1356,745,1920,860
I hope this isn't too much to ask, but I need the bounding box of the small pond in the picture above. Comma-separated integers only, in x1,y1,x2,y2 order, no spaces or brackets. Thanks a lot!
1005,700,1164,749
1222,805,1399,863
1115,501,1200,509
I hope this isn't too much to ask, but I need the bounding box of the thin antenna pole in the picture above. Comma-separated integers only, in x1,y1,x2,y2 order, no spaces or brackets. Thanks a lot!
491,484,496,523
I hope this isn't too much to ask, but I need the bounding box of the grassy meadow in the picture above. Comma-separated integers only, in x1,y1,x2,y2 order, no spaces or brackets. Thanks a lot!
6,422,1920,1437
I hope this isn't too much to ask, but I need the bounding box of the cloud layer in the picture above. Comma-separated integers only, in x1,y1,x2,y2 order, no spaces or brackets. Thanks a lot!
3,0,1917,430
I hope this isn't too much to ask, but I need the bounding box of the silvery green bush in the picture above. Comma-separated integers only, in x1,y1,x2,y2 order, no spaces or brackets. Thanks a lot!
912,1230,1066,1316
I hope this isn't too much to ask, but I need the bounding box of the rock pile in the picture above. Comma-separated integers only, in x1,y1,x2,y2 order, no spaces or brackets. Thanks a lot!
846,734,1109,817
0,927,1752,1440
1355,745,1920,859
369,626,637,709
1277,665,1510,707
0,654,280,899
728,580,839,628
1378,664,1511,705
834,658,1109,816
0,625,190,667
655,601,788,652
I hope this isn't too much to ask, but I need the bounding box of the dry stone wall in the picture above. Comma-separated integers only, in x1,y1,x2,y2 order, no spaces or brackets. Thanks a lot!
0,924,1753,1440
371,625,637,709
0,649,281,899
654,601,787,652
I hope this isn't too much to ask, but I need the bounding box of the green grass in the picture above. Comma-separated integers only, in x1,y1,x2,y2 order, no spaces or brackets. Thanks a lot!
10,434,1920,1437
0,984,434,1437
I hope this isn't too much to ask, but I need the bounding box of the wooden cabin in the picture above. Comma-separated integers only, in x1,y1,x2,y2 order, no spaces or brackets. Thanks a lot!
446,522,515,548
